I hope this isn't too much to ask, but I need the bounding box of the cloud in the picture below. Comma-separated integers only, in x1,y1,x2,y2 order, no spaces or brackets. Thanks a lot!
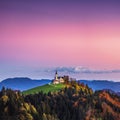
30,66,120,81
44,66,120,74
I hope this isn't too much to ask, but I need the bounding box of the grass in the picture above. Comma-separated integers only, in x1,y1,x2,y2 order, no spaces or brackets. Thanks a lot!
23,83,65,95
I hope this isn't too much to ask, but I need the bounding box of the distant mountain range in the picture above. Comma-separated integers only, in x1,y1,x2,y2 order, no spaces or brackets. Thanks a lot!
80,80,120,92
0,77,120,93
0,77,51,91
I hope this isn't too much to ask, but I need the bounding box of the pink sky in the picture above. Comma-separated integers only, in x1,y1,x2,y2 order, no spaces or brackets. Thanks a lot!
1,17,120,69
0,0,120,80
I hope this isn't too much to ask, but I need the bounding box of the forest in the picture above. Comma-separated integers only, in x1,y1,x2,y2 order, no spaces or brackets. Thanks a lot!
0,80,120,120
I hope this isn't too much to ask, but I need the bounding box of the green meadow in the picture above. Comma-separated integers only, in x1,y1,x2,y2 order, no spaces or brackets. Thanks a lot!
23,83,65,95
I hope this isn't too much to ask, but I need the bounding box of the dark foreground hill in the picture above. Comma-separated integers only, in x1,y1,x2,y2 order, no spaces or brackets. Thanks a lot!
0,81,120,120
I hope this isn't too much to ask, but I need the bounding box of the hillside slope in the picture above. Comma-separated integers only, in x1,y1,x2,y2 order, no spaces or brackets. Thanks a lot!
23,83,65,95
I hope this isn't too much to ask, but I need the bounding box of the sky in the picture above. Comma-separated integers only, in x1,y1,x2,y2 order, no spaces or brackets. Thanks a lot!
0,0,120,81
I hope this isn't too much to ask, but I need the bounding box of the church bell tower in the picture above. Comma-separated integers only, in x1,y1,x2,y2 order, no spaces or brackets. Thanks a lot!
55,70,58,80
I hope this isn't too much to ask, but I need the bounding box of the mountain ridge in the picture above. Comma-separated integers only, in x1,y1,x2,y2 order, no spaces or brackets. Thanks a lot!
0,77,120,93
0,77,51,91
80,80,120,92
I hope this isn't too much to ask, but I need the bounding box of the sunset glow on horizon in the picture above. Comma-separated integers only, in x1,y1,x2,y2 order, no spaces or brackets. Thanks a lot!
1,0,120,80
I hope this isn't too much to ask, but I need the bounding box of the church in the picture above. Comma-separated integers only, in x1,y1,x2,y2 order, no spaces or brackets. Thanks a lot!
52,71,65,84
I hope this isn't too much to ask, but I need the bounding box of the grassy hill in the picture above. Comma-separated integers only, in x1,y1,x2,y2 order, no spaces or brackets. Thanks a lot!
23,83,65,95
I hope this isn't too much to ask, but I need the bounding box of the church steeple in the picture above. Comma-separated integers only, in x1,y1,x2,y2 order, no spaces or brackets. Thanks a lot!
55,70,58,80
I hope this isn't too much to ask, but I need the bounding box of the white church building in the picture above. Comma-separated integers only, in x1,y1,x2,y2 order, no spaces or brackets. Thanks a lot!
52,71,65,84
